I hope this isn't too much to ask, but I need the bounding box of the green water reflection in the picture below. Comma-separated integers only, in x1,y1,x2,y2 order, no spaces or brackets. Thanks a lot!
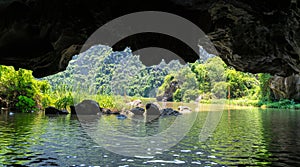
0,106,299,166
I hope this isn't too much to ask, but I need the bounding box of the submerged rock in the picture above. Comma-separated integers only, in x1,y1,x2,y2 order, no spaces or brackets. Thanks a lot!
116,114,127,120
75,100,101,115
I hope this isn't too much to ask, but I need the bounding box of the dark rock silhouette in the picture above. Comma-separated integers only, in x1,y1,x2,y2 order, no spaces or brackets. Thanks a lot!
70,105,76,115
160,108,181,116
45,106,69,115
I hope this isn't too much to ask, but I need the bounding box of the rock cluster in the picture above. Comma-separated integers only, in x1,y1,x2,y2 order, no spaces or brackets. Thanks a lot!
160,108,181,116
45,99,192,121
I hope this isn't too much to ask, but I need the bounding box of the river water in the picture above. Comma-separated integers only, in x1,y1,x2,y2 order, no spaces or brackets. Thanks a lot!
0,104,300,166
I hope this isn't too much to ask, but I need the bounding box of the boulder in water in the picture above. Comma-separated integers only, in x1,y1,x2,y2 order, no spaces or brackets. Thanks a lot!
75,100,101,115
160,108,181,116
45,106,68,115
70,105,76,115
116,114,127,120
145,103,160,122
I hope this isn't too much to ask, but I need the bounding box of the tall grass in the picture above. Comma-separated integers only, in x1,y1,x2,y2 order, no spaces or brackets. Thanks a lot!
199,98,300,110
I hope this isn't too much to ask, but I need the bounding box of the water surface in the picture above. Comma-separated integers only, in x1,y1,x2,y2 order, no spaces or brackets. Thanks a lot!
0,105,300,166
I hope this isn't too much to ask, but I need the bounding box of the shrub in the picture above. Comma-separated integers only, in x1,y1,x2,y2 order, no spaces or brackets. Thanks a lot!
55,93,74,110
40,94,53,108
96,94,116,109
16,95,36,112
55,96,74,109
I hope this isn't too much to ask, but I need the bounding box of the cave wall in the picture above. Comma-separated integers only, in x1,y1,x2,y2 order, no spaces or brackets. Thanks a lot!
0,0,299,78
270,74,300,101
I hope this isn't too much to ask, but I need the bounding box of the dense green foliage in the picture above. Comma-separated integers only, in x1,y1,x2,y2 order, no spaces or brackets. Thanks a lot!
16,95,36,112
0,66,73,112
43,45,183,98
158,56,262,103
0,66,50,112
0,44,298,112
258,73,272,102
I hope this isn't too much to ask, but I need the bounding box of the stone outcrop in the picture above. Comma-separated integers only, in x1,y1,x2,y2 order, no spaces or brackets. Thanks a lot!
0,0,298,78
270,74,300,101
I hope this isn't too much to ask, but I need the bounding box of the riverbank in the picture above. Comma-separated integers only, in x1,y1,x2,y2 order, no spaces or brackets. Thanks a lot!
76,96,300,113
200,99,300,110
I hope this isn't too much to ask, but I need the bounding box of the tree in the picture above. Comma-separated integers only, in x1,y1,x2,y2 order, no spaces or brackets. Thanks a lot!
225,67,259,99
211,82,228,99
258,73,272,102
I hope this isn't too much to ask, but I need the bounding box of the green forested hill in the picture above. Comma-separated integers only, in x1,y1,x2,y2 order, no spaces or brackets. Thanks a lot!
42,45,184,97
42,44,266,103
